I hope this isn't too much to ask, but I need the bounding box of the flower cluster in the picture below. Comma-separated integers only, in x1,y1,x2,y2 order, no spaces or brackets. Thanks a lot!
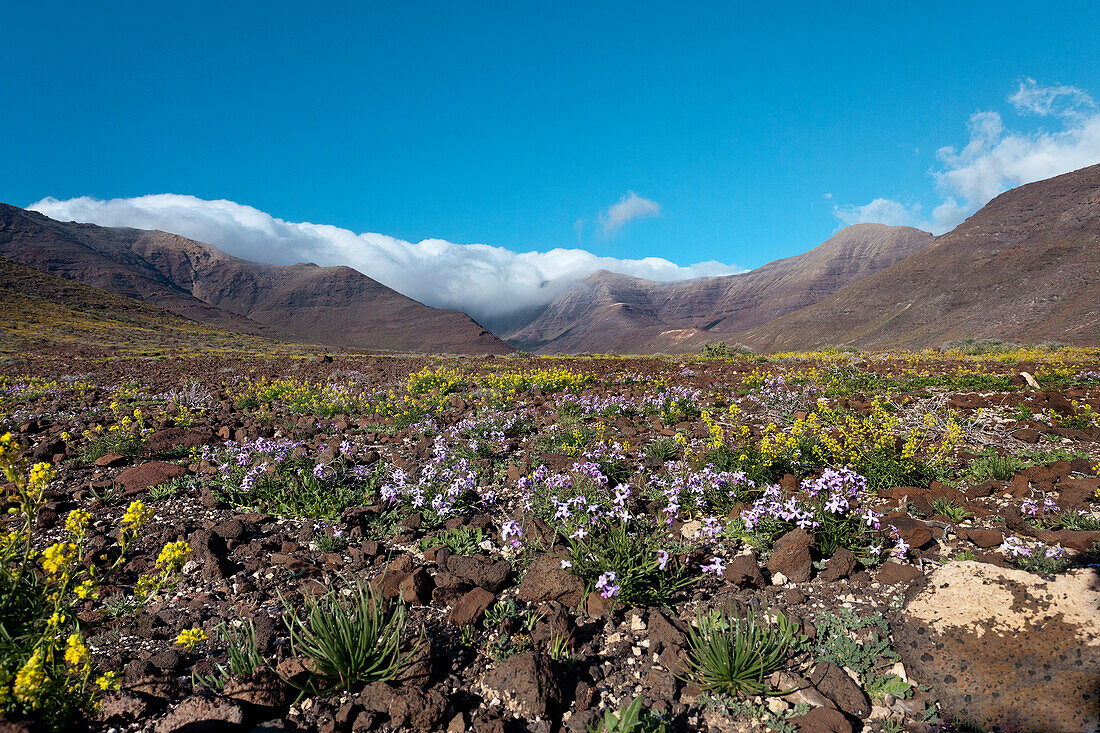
738,469,884,559
652,463,757,518
380,437,489,523
501,520,524,549
519,462,632,532
595,571,620,598
1020,496,1059,517
174,628,209,652
746,374,821,414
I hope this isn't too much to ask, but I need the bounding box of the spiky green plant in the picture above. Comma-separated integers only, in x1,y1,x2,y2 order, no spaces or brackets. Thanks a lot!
683,605,800,698
281,578,417,694
589,696,668,733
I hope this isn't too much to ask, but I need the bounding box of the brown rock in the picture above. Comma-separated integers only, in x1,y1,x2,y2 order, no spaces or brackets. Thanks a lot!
723,554,766,588
1010,427,1040,443
98,690,151,724
481,651,562,719
646,610,688,655
809,661,870,717
791,706,853,733
116,461,186,493
767,528,813,583
449,587,495,627
154,694,246,732
222,668,286,709
399,567,434,605
958,527,1004,548
93,452,126,467
146,428,210,454
446,555,512,593
356,681,398,712
1057,477,1100,512
818,547,857,582
387,688,451,730
877,562,922,584
1037,528,1100,553
882,514,934,549
516,553,585,606
584,590,613,617
893,562,1100,732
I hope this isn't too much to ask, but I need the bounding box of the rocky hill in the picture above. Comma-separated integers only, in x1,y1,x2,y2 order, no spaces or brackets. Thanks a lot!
506,224,932,353
0,205,512,354
0,255,297,357
741,163,1100,350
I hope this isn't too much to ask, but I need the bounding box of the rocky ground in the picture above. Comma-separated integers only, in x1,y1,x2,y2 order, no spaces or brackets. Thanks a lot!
0,348,1097,733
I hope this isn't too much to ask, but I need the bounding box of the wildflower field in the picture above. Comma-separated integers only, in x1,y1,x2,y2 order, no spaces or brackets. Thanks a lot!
0,344,1098,732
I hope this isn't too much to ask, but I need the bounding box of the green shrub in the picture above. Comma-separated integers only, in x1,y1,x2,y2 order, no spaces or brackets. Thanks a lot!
205,439,379,520
589,696,668,733
281,578,417,694
967,453,1022,483
419,526,485,555
563,519,692,609
929,498,971,522
192,620,265,690
683,605,801,698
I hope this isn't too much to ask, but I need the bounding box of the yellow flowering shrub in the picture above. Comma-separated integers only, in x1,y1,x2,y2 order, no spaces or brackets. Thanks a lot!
705,397,962,490
0,434,191,725
174,628,209,652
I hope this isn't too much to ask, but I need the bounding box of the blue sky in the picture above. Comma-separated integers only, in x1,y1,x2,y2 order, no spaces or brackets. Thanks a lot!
4,2,1100,322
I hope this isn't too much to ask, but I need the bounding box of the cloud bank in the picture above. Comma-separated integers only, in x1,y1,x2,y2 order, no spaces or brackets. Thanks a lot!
28,194,740,329
599,191,661,235
835,79,1100,233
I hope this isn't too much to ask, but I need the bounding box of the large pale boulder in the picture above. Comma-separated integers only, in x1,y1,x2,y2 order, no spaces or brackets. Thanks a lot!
892,561,1099,732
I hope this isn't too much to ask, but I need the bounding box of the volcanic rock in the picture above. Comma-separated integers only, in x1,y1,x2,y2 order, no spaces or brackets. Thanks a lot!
892,561,1100,732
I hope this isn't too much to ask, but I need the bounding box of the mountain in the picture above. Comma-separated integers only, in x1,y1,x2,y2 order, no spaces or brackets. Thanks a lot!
0,204,511,354
740,163,1100,350
505,223,932,353
0,255,290,356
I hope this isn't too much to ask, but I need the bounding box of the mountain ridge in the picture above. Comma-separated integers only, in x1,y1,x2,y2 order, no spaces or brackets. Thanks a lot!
739,162,1100,350
505,223,933,353
0,204,512,354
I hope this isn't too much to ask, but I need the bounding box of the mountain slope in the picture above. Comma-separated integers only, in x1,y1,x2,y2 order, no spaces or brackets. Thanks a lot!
0,256,293,356
0,205,511,354
507,223,932,353
739,163,1100,350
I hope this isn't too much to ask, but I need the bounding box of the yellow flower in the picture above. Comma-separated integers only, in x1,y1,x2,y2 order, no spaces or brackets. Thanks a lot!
65,509,91,540
174,628,208,651
74,579,98,600
40,542,78,576
134,573,158,600
156,541,192,573
28,462,55,489
95,671,119,690
13,647,46,708
64,632,89,668
121,500,152,529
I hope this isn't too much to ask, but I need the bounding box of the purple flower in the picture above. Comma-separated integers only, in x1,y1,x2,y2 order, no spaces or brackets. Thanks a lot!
701,557,726,576
501,520,524,548
657,550,670,571
595,571,620,599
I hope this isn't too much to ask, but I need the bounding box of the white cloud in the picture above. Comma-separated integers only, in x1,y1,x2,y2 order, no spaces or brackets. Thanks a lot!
834,80,1100,234
1008,77,1095,119
28,194,740,328
833,198,926,228
599,191,661,235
